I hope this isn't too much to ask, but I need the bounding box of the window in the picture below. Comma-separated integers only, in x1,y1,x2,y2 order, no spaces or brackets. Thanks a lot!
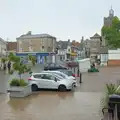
42,46,44,52
33,74,42,79
55,64,60,67
41,74,54,80
55,73,66,78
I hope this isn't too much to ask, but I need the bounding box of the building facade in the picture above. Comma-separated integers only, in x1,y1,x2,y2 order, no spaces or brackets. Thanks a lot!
0,38,7,57
7,42,17,53
56,40,70,61
83,39,91,58
17,31,56,63
90,33,102,62
56,40,80,61
17,31,56,53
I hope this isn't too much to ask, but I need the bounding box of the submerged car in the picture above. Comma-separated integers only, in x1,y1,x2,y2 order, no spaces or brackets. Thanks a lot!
28,72,76,91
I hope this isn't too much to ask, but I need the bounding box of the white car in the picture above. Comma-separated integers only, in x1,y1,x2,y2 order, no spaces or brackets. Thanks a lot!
42,71,77,86
28,72,76,91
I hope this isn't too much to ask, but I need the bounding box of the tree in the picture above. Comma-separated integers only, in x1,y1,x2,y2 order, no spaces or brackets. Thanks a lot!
8,52,20,63
28,55,36,66
9,54,31,80
102,16,120,48
1,57,7,64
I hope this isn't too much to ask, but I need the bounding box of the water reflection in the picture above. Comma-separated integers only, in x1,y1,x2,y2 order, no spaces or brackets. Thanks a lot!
8,97,31,111
7,91,74,112
57,91,74,99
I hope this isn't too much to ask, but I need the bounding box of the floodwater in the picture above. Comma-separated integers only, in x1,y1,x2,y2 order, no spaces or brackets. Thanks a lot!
0,92,101,120
0,66,120,120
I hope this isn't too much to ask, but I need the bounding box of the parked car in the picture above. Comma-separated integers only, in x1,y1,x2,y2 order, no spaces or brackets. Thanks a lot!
28,72,76,91
66,61,78,68
42,71,77,86
44,63,68,70
59,69,74,77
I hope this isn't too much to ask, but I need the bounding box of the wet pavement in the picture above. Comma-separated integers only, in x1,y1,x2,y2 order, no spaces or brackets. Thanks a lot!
0,92,101,120
0,66,120,120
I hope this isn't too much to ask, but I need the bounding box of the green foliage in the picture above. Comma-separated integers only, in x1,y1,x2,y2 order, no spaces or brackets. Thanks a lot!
106,83,118,95
101,16,120,48
101,83,120,108
1,57,7,63
10,78,28,87
13,62,28,75
19,79,28,86
10,79,20,86
8,54,31,81
8,53,20,63
9,70,14,75
28,55,36,66
25,67,31,73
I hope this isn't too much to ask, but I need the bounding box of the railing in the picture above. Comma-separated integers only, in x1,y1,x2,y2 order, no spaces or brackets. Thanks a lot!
102,102,120,120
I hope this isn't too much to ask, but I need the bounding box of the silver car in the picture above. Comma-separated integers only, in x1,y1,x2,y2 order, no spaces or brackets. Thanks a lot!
28,72,76,91
42,71,77,86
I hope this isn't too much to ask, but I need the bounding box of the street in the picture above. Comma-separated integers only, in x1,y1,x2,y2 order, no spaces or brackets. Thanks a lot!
0,66,120,120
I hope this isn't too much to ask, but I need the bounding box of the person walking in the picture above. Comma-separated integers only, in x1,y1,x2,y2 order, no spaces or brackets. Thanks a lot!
3,62,6,74
8,61,11,73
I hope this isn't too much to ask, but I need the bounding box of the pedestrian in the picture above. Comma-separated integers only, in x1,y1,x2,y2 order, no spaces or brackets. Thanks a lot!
3,62,6,73
8,61,11,73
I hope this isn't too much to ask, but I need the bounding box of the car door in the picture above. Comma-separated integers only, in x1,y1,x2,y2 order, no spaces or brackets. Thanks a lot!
33,74,46,88
40,74,59,89
49,63,55,70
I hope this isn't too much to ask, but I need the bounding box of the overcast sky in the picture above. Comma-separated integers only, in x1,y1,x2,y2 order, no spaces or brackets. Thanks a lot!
0,0,119,42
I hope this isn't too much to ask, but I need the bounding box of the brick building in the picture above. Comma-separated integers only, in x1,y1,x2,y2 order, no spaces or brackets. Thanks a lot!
7,42,17,53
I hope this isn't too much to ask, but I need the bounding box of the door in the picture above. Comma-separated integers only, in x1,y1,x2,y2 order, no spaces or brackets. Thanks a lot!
49,63,55,70
40,74,59,89
33,74,44,88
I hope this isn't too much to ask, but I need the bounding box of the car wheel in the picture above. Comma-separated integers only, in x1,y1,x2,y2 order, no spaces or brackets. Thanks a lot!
31,84,38,91
58,85,66,92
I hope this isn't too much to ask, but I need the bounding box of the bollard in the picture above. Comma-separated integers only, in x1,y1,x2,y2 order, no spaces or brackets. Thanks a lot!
77,68,79,77
79,72,82,83
74,67,75,74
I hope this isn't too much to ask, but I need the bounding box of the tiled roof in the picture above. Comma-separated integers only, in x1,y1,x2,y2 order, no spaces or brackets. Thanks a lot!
90,33,101,39
57,41,69,49
17,34,56,39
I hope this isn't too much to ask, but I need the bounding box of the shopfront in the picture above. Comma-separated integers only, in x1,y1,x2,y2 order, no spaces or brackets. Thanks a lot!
16,52,55,64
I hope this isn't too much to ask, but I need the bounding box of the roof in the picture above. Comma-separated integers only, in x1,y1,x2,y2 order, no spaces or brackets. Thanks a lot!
0,37,7,44
57,41,70,49
90,33,101,39
17,33,56,40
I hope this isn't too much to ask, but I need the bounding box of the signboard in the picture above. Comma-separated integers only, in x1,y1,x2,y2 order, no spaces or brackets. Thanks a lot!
78,58,90,72
37,56,44,64
28,53,36,56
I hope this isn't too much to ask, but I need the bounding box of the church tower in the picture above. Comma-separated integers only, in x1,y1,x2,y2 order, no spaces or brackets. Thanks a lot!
109,6,114,18
104,7,114,27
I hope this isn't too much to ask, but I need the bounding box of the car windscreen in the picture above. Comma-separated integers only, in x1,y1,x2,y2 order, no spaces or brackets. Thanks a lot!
59,70,73,76
53,74,64,79
55,72,67,78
